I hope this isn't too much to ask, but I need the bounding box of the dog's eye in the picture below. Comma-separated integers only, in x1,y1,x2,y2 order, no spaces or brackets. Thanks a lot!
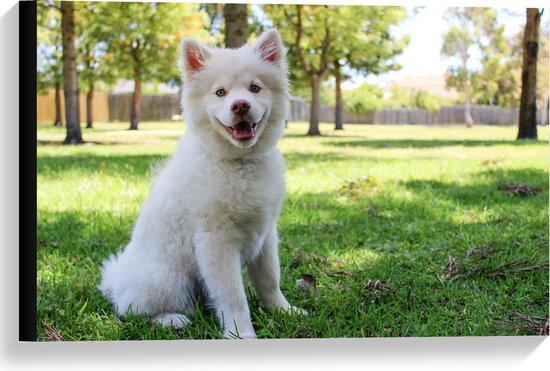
250,84,261,93
215,88,226,97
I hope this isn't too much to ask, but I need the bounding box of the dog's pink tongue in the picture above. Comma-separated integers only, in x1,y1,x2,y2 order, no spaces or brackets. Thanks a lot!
232,122,255,140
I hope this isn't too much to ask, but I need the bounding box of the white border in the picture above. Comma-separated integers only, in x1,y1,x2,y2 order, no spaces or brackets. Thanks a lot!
1,0,548,370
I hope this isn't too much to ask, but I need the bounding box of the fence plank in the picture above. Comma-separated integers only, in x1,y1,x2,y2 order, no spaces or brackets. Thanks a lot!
37,90,109,123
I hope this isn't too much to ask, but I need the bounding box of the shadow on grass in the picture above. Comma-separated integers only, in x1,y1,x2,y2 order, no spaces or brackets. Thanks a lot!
283,132,364,140
401,168,549,208
326,138,546,149
283,151,388,171
38,154,168,179
39,150,379,177
38,136,181,146
278,166,548,278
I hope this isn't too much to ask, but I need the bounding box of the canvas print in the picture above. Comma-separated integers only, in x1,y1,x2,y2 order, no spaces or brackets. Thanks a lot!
35,1,549,340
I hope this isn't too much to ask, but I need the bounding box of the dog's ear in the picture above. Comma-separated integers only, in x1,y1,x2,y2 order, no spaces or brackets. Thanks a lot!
180,39,211,78
253,29,285,66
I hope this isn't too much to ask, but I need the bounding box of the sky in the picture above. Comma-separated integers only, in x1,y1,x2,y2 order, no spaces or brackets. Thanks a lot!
383,7,452,81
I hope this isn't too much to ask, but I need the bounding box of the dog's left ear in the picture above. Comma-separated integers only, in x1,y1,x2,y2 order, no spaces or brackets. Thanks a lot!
253,29,285,66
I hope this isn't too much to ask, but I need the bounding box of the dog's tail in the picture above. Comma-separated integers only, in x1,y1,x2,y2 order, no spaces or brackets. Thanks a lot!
97,254,120,295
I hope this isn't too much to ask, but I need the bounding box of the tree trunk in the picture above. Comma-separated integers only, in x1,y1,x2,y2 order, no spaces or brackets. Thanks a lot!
130,78,141,130
307,74,322,136
53,79,62,126
86,80,94,129
334,61,343,130
542,96,549,125
224,4,248,48
518,8,541,140
464,78,474,127
61,2,83,144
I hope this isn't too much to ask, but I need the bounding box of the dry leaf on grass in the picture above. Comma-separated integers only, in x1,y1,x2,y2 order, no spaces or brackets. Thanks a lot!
481,159,502,167
363,279,396,303
438,255,460,283
295,274,317,296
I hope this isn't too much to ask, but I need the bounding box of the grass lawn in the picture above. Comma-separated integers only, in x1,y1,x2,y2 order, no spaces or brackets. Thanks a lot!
37,121,549,340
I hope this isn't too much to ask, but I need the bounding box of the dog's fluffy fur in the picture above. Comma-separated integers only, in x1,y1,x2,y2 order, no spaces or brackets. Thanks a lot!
99,29,302,339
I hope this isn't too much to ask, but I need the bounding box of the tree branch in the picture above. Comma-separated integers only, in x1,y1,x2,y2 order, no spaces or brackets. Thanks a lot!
319,13,332,79
292,5,312,76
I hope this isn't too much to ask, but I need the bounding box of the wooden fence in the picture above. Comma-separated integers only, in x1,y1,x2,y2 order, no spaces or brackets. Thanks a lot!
37,92,549,125
37,90,109,123
108,94,182,122
289,97,549,126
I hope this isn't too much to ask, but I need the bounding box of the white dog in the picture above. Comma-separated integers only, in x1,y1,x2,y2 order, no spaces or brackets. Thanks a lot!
99,29,303,339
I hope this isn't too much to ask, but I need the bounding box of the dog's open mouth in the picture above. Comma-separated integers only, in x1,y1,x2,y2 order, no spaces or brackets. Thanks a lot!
225,120,260,141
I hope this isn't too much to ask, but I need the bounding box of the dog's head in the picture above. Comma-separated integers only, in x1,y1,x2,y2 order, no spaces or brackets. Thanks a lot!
180,29,289,159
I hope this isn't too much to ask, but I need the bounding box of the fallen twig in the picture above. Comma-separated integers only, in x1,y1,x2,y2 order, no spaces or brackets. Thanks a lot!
41,319,65,341
498,183,541,196
496,311,549,335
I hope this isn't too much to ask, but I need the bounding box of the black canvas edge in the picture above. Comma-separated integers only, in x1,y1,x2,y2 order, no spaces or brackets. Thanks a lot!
19,0,38,342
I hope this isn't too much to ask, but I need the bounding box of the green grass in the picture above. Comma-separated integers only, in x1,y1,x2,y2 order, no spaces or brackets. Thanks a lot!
37,121,549,340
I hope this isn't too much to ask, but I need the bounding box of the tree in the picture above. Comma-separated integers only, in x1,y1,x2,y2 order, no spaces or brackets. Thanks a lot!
517,9,543,140
60,1,83,144
441,8,482,127
267,5,337,136
102,2,211,130
330,6,408,130
37,1,63,126
224,4,248,48
200,3,224,35
537,18,549,125
471,9,519,108
267,5,407,135
76,2,115,129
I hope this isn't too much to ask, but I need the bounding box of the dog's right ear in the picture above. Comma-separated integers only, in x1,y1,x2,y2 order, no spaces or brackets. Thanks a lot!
180,39,211,78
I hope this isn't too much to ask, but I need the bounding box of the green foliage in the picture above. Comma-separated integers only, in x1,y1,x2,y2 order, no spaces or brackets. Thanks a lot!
442,8,522,108
99,2,214,86
472,10,520,107
290,5,408,77
37,1,63,93
342,83,385,113
37,122,549,340
266,5,408,101
76,2,116,90
412,90,453,113
334,6,409,76
37,1,217,93
324,83,456,114
441,8,479,93
265,4,332,95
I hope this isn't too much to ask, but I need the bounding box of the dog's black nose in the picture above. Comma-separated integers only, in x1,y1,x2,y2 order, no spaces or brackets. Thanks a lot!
231,100,250,116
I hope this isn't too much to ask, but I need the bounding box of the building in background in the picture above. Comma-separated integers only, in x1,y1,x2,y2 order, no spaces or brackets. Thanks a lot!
388,74,459,99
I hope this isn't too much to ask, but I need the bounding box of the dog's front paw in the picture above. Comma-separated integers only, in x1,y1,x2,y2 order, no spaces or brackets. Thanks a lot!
271,303,308,316
287,305,308,316
152,313,191,329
